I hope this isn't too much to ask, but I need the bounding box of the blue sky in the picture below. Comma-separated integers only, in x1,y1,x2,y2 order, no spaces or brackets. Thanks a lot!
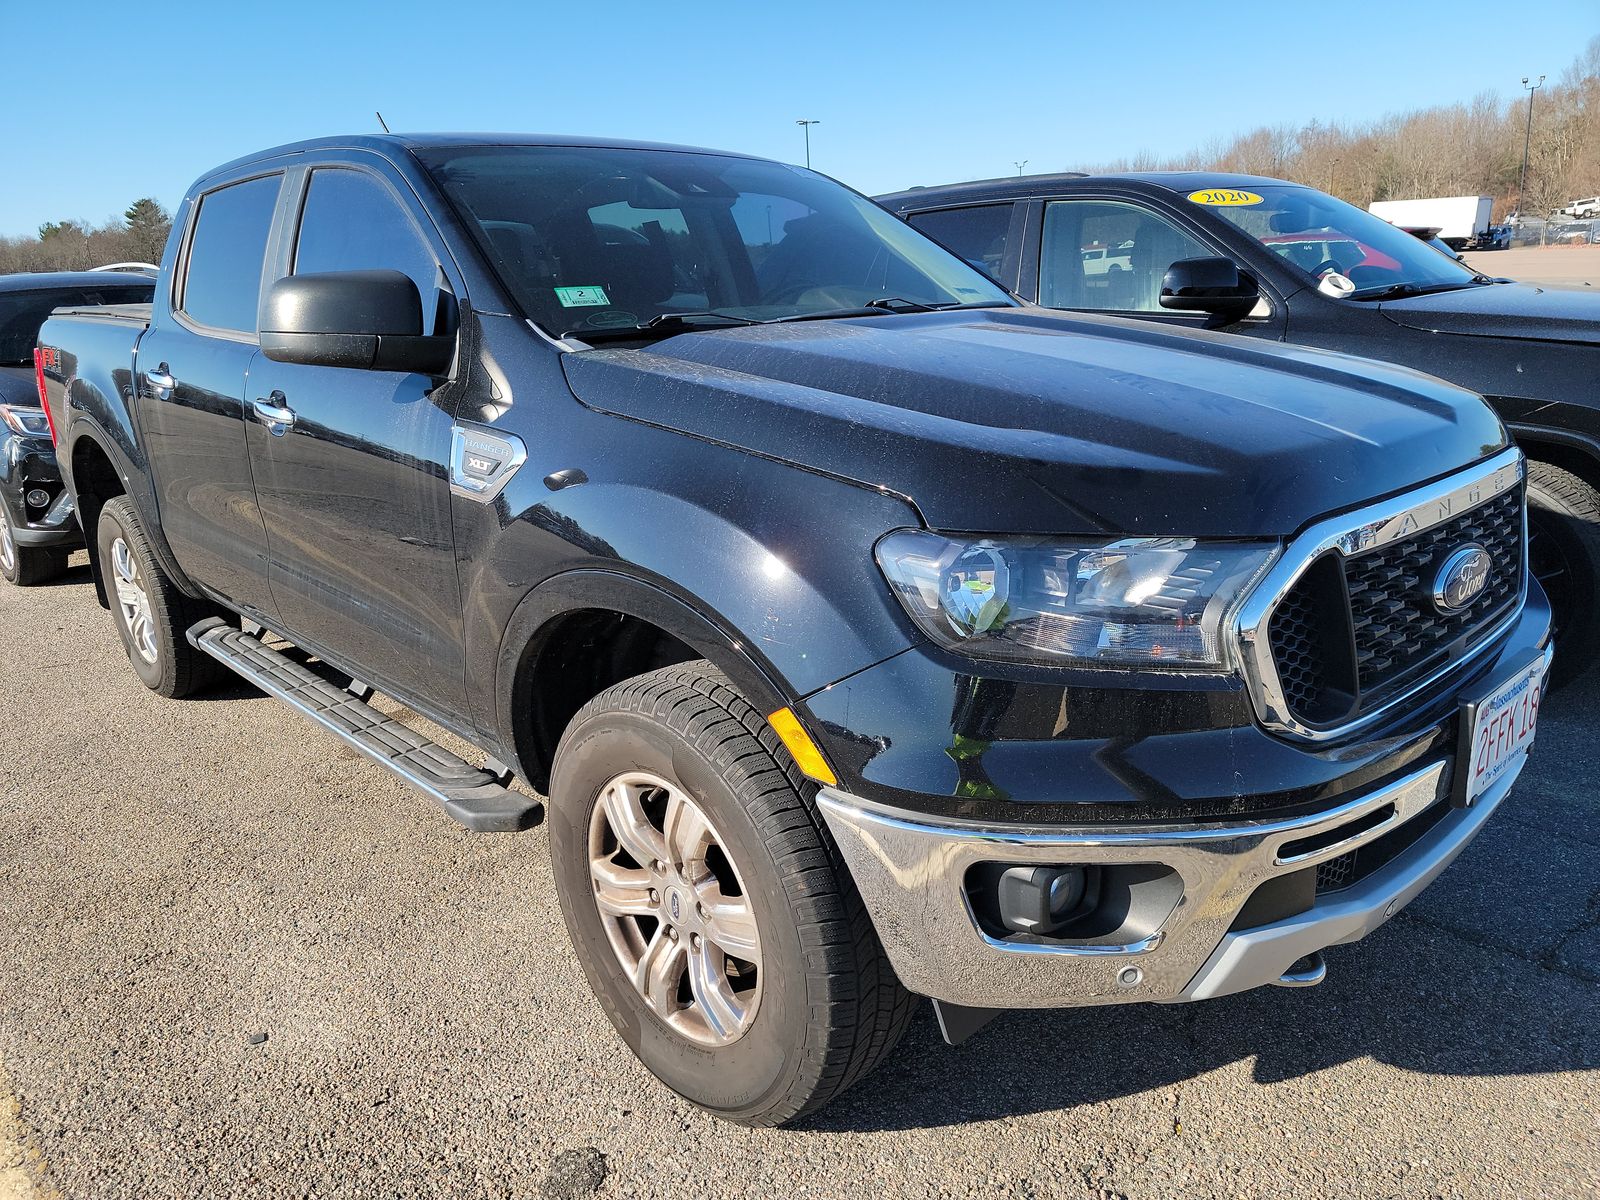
5,0,1595,238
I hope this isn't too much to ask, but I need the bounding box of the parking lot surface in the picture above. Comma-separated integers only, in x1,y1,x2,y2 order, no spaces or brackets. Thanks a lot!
1,556,1597,1199
1462,244,1598,286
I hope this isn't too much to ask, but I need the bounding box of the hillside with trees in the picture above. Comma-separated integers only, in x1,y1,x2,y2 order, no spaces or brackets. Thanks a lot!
1075,37,1600,221
1,198,171,275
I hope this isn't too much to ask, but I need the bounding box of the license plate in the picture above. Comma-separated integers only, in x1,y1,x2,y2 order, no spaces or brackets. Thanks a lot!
1456,655,1546,807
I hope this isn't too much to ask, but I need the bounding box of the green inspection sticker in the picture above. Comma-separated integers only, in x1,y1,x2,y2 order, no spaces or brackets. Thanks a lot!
555,285,610,307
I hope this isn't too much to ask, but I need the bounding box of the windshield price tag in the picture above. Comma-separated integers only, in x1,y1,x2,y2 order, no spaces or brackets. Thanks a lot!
555,286,611,307
1188,189,1263,207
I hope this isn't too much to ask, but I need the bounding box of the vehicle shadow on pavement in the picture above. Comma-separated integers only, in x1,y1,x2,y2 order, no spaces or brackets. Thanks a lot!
807,671,1600,1133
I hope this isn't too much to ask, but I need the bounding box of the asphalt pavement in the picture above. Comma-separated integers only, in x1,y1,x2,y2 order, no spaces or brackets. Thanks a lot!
1,554,1596,1199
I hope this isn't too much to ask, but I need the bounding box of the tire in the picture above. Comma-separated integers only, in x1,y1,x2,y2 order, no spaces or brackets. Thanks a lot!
548,662,913,1127
0,506,68,586
95,496,227,698
1526,460,1600,689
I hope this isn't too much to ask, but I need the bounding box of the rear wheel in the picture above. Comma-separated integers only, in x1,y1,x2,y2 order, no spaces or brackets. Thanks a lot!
1526,460,1600,689
548,662,913,1126
95,496,227,697
0,507,67,586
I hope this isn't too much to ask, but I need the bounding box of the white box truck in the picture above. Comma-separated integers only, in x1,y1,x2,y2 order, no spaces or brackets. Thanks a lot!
1368,196,1494,250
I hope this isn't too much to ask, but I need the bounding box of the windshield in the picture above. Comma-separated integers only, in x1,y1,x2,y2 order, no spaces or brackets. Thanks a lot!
0,284,153,365
1200,184,1481,297
416,145,1013,337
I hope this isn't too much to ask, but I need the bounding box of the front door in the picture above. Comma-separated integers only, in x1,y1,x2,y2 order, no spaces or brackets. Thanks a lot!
1032,197,1286,340
243,164,467,713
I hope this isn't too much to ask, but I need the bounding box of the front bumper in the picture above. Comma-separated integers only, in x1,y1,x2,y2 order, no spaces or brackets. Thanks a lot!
2,435,80,549
817,648,1546,1009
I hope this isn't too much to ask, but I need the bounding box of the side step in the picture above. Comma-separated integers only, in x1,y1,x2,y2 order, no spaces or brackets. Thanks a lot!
186,618,542,833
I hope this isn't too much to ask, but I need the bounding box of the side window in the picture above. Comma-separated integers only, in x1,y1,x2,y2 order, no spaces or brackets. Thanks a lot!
1040,200,1211,313
908,204,1013,280
293,169,441,328
180,175,282,333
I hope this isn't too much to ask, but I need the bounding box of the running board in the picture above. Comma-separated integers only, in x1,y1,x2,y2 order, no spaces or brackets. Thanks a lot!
186,618,542,833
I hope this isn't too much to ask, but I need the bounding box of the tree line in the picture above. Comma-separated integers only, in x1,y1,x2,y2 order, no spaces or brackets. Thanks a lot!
0,198,171,275
1073,37,1600,222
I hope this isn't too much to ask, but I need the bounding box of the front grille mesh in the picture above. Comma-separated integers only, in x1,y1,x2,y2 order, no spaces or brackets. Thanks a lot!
1345,488,1521,689
1267,485,1523,729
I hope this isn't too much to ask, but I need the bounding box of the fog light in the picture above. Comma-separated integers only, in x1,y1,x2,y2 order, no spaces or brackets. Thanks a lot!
995,864,1090,934
25,488,49,509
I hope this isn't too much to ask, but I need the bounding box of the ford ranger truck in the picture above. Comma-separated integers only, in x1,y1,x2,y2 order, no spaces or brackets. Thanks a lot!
37,135,1550,1127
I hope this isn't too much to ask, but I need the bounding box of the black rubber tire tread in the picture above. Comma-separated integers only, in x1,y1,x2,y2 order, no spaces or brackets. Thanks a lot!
6,546,69,586
557,661,915,1126
96,496,227,699
1526,459,1600,688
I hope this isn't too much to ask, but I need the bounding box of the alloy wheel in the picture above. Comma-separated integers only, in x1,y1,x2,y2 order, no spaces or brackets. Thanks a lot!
588,770,762,1046
0,507,13,574
111,537,159,664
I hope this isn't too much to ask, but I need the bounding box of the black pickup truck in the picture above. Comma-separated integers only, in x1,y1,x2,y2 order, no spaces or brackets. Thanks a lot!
1,271,153,584
879,173,1600,684
39,135,1550,1126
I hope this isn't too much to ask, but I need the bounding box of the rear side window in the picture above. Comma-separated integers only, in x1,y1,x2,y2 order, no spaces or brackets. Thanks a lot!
180,175,281,334
907,204,1013,281
293,169,441,326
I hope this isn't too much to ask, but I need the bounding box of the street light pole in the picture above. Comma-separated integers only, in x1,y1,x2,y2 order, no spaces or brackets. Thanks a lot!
1518,74,1545,224
795,119,820,169
1014,160,1028,176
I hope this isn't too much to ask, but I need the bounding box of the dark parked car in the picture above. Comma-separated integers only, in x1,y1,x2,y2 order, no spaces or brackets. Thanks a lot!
879,173,1600,683
0,271,153,584
40,136,1548,1125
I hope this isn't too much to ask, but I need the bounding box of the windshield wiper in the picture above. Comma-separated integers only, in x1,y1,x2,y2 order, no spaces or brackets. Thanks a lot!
766,298,1013,325
1350,279,1489,302
562,311,761,343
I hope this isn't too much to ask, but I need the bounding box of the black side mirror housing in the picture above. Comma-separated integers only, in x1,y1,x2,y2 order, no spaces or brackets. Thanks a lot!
260,269,455,375
1158,257,1260,322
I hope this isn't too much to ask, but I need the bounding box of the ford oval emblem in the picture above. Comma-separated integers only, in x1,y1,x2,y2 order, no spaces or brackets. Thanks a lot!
1433,545,1493,614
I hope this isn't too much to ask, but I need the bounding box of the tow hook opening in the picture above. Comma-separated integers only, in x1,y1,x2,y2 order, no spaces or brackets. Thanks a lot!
1273,951,1327,988
964,861,1183,947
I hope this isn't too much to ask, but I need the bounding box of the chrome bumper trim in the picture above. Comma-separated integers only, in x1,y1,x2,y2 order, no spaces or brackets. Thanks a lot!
819,725,1534,1010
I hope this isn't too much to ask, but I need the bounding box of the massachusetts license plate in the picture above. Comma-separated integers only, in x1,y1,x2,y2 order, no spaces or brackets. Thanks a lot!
1458,656,1546,807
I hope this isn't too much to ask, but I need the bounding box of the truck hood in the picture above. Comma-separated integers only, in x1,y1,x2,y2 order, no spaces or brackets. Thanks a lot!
561,308,1507,537
1378,281,1600,343
0,365,39,406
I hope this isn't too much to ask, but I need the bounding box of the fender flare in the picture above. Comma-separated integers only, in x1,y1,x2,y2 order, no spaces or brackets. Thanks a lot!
64,419,199,604
1505,421,1600,475
492,567,795,786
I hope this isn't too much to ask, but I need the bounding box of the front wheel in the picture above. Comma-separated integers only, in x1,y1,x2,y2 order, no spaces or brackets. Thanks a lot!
0,506,67,586
1526,460,1600,689
548,662,912,1126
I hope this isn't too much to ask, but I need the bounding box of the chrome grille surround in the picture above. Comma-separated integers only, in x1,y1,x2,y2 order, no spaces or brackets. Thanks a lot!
1236,447,1527,742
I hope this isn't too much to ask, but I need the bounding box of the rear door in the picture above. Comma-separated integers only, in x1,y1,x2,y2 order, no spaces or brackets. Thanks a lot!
135,173,281,619
244,160,468,712
905,203,1023,291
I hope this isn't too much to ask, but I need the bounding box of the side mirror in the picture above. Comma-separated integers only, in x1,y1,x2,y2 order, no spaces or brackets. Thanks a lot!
260,269,454,375
1158,257,1260,322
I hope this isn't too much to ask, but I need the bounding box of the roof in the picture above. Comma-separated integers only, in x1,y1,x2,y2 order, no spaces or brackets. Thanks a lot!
876,171,1311,210
0,271,158,294
199,132,763,184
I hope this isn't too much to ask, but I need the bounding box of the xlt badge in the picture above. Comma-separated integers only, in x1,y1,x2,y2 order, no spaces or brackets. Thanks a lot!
449,424,527,503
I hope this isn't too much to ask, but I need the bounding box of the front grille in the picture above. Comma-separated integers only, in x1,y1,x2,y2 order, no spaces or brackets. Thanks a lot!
1267,485,1523,730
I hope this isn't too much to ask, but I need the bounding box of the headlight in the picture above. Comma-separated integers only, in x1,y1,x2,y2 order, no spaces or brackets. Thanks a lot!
876,530,1279,670
0,405,52,438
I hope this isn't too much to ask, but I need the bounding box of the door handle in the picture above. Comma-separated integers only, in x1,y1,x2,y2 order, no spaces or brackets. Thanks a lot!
145,363,175,399
252,391,296,435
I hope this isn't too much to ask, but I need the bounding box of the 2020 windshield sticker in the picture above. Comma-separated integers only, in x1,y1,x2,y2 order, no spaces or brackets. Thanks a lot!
1187,189,1264,207
555,285,611,307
